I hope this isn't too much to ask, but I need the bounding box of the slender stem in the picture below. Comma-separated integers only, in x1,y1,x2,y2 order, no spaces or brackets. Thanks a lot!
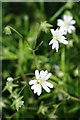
18,84,27,95
14,73,34,81
68,95,80,102
38,81,80,103
72,31,79,43
18,65,29,84
33,27,41,49
61,47,65,73
49,3,67,23
7,107,37,120
32,50,38,69
61,90,80,102
39,1,44,13
34,41,43,51
8,26,23,39
26,107,37,110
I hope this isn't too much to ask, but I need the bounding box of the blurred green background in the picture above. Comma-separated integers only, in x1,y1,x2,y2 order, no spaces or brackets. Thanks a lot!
2,2,80,120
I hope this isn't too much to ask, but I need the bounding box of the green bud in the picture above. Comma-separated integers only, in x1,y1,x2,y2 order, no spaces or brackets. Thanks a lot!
12,96,24,111
74,68,79,77
66,2,74,9
4,26,11,35
40,21,52,33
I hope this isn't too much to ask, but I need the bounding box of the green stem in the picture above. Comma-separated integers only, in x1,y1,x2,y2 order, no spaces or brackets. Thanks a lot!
18,84,27,95
61,47,65,73
49,3,67,23
32,50,39,69
39,1,44,13
39,81,80,103
8,26,23,39
34,41,43,51
72,31,79,43
14,73,34,81
33,27,41,50
61,90,80,102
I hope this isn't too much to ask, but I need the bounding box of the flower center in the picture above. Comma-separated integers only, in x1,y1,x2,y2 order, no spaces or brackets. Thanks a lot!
37,79,41,84
53,35,58,41
65,21,70,27
53,36,57,40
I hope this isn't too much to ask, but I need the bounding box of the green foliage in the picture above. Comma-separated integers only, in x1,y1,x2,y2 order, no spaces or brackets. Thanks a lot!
2,2,80,120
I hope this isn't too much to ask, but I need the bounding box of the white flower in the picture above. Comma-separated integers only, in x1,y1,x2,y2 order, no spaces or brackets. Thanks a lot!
7,77,14,82
49,28,68,52
29,70,53,96
57,15,75,34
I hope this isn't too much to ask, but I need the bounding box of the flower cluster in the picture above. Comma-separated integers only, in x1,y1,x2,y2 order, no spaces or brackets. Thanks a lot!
29,14,75,96
6,15,75,97
49,14,75,52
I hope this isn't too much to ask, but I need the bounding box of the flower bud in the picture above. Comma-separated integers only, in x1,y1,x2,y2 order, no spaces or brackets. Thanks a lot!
40,21,52,33
4,26,11,35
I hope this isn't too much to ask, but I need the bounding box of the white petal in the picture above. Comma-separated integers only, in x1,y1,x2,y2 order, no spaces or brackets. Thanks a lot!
59,39,68,45
59,27,67,35
34,88,38,94
29,80,36,85
63,15,67,21
51,39,59,52
31,84,37,90
68,16,73,21
40,70,48,80
42,83,50,93
35,70,40,79
37,84,42,96
49,39,53,45
54,40,59,52
40,70,44,76
45,73,52,80
63,15,72,21
44,70,48,77
52,39,56,49
32,84,42,96
40,70,45,79
68,28,72,34
45,81,53,88
71,20,75,24
51,29,55,35
61,36,66,40
55,28,59,34
56,43,59,52
70,26,75,31
52,43,56,49
57,19,64,26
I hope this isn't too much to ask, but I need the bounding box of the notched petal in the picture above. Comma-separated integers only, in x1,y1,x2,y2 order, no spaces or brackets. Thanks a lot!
35,70,40,79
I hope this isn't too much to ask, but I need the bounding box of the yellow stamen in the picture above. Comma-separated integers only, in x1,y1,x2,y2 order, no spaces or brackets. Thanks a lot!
37,79,40,84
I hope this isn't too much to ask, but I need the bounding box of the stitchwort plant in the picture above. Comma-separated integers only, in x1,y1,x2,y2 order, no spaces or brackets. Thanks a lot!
2,2,80,120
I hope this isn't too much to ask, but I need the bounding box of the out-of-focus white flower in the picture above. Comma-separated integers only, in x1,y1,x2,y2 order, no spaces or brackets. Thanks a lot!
7,77,14,82
49,28,68,52
57,71,64,78
53,64,60,71
58,93,63,101
57,15,75,34
29,70,53,96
